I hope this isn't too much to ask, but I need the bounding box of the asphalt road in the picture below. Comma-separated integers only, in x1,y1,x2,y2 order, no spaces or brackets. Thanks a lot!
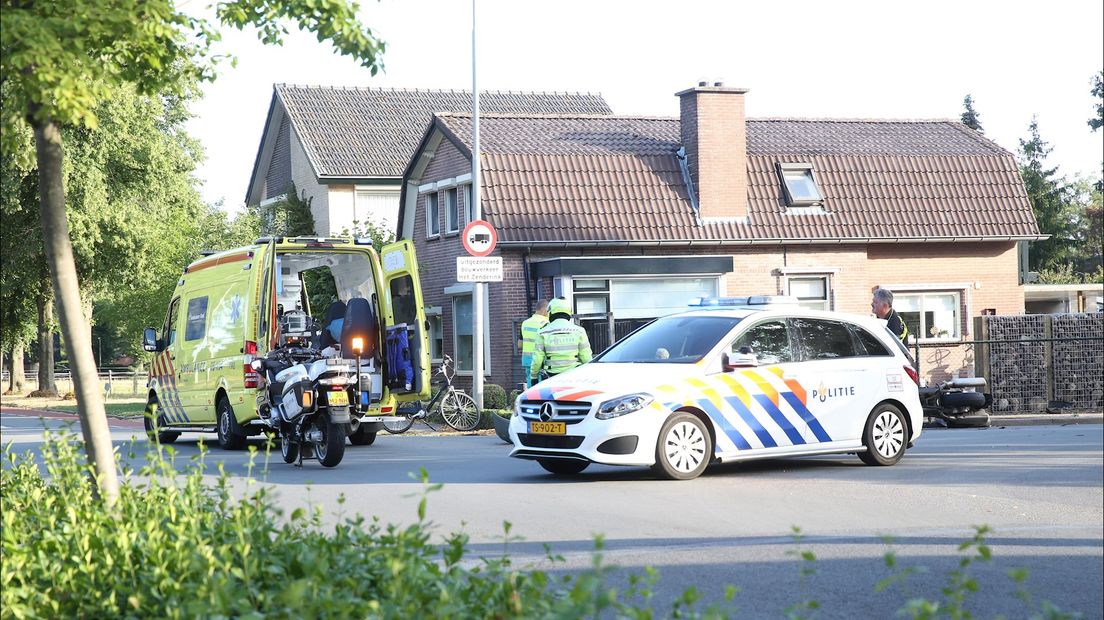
3,412,1102,618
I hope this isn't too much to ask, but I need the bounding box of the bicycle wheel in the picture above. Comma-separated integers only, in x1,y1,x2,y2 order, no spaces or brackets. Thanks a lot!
440,391,481,432
383,401,419,434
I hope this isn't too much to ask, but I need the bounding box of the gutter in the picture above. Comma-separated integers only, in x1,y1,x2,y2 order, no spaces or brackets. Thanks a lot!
497,235,1050,248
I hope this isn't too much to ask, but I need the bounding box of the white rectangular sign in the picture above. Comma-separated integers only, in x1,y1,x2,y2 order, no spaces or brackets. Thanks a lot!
457,256,503,282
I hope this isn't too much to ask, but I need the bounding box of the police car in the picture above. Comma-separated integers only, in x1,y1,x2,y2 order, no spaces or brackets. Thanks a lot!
508,296,923,480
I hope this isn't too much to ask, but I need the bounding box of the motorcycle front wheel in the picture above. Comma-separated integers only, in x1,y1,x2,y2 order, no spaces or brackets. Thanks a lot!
280,430,299,464
315,414,346,468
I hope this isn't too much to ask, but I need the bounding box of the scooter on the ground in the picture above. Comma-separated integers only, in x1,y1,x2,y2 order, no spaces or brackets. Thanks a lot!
919,377,992,428
252,346,358,467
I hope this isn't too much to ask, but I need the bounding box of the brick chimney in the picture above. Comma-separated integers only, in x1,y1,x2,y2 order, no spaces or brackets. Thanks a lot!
676,82,749,220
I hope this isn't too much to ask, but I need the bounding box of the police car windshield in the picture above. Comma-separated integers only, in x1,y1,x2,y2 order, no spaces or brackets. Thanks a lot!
595,315,743,364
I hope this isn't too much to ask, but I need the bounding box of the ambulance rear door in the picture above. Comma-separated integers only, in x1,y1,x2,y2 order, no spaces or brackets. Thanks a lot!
378,239,431,401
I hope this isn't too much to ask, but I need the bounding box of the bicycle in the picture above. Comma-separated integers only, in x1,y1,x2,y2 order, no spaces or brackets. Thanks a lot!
383,354,482,433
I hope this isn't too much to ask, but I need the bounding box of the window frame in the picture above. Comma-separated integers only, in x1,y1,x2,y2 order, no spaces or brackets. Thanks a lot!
776,162,825,208
424,191,440,238
445,187,459,234
425,306,443,363
893,290,964,342
451,292,491,376
464,184,475,224
786,275,831,311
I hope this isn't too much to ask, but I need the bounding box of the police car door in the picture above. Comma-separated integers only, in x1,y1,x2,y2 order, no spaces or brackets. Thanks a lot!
789,317,872,444
720,318,811,452
378,240,431,401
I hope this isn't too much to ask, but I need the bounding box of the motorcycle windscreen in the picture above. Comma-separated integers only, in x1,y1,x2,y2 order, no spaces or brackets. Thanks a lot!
379,239,430,401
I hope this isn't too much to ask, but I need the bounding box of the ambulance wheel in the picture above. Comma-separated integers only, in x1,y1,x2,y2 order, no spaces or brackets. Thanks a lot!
859,404,907,466
143,396,179,445
280,432,299,464
315,415,346,468
537,458,589,475
216,397,247,450
347,420,377,446
652,412,712,480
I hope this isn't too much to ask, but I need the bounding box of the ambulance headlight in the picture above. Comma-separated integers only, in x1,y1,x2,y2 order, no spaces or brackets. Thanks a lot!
596,393,653,420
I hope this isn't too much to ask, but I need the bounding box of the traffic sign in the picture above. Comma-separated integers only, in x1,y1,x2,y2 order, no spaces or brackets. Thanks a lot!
457,256,503,282
461,220,497,257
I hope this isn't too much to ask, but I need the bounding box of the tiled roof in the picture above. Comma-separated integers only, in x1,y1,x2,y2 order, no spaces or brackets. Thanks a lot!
433,114,1040,243
275,85,612,178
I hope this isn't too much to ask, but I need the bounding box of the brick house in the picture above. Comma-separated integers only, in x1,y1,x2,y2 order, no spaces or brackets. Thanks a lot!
397,83,1044,390
245,85,611,234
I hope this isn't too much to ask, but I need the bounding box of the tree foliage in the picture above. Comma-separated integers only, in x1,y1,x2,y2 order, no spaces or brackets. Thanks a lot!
1019,118,1077,272
1090,71,1103,132
960,94,983,133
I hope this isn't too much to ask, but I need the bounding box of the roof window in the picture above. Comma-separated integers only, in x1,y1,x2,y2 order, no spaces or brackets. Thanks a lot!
777,163,824,207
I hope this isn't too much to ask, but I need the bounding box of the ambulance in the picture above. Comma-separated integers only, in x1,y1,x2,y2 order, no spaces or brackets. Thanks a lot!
509,296,924,480
141,237,430,449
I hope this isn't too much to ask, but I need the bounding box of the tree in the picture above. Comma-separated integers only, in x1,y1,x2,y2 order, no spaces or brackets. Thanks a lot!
1089,72,1103,132
961,94,983,132
1019,118,1078,273
1,0,384,506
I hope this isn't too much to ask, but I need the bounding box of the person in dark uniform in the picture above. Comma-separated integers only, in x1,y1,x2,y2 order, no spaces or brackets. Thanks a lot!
871,287,909,344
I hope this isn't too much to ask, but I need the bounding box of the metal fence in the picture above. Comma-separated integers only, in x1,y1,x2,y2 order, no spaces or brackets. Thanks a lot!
914,313,1103,413
1,370,147,398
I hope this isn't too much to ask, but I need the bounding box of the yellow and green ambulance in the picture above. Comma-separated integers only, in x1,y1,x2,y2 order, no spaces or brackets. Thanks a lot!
141,237,430,449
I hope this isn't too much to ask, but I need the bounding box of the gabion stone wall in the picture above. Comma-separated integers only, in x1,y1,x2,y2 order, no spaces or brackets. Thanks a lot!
984,313,1104,413
987,315,1049,412
1051,313,1104,409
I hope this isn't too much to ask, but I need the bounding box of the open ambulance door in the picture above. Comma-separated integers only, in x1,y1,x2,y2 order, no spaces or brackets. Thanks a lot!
379,239,431,401
256,240,279,355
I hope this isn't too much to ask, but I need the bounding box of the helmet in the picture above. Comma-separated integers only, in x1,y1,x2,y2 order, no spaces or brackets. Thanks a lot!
548,298,571,316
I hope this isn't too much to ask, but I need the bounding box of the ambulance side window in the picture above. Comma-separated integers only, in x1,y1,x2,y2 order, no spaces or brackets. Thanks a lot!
165,297,181,348
731,320,793,365
184,296,209,342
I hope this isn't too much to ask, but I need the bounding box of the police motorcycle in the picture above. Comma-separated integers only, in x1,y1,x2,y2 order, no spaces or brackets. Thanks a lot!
252,303,374,467
919,377,991,428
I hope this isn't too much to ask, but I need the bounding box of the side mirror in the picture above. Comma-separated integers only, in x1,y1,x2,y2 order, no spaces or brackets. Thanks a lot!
142,327,160,352
722,346,758,371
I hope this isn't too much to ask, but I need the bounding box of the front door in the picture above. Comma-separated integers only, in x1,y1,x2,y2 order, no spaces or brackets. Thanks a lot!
720,318,810,452
152,297,189,424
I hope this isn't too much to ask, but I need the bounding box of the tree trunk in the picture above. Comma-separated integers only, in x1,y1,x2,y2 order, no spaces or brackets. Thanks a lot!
33,117,119,506
9,341,26,394
34,283,57,396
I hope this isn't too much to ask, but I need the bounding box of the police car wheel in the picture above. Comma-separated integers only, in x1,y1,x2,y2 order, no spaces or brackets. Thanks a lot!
216,397,247,450
653,412,712,480
859,404,907,466
537,458,589,475
143,396,179,445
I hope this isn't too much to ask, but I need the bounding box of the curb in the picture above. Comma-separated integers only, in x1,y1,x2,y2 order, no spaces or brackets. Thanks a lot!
987,413,1103,427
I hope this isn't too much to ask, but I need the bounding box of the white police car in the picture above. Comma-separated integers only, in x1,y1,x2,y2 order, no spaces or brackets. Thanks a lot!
508,296,923,480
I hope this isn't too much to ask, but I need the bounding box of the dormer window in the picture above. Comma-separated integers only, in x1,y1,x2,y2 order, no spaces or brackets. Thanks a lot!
777,163,824,207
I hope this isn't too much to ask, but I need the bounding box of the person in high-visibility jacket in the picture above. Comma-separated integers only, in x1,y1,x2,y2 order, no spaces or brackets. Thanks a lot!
517,299,549,388
530,297,593,384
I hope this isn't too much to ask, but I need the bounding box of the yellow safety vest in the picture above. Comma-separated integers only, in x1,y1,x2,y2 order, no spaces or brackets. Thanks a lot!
520,314,549,364
530,318,593,379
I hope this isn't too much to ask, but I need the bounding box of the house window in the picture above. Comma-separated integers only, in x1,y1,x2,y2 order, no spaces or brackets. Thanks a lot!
425,192,440,237
445,188,459,233
777,163,823,207
787,276,830,311
464,184,475,223
572,279,609,317
895,291,962,340
452,293,490,374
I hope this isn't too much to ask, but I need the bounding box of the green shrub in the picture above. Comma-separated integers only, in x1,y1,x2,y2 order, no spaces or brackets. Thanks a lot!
483,383,508,410
0,431,737,619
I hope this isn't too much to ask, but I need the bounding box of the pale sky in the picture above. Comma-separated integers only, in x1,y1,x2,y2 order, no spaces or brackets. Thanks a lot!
186,0,1104,213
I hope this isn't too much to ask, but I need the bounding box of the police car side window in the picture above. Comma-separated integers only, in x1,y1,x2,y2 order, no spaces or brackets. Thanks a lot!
793,318,857,360
852,325,891,356
731,320,793,365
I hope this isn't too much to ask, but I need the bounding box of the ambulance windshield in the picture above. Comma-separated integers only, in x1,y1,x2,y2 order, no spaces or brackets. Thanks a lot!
595,315,743,364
